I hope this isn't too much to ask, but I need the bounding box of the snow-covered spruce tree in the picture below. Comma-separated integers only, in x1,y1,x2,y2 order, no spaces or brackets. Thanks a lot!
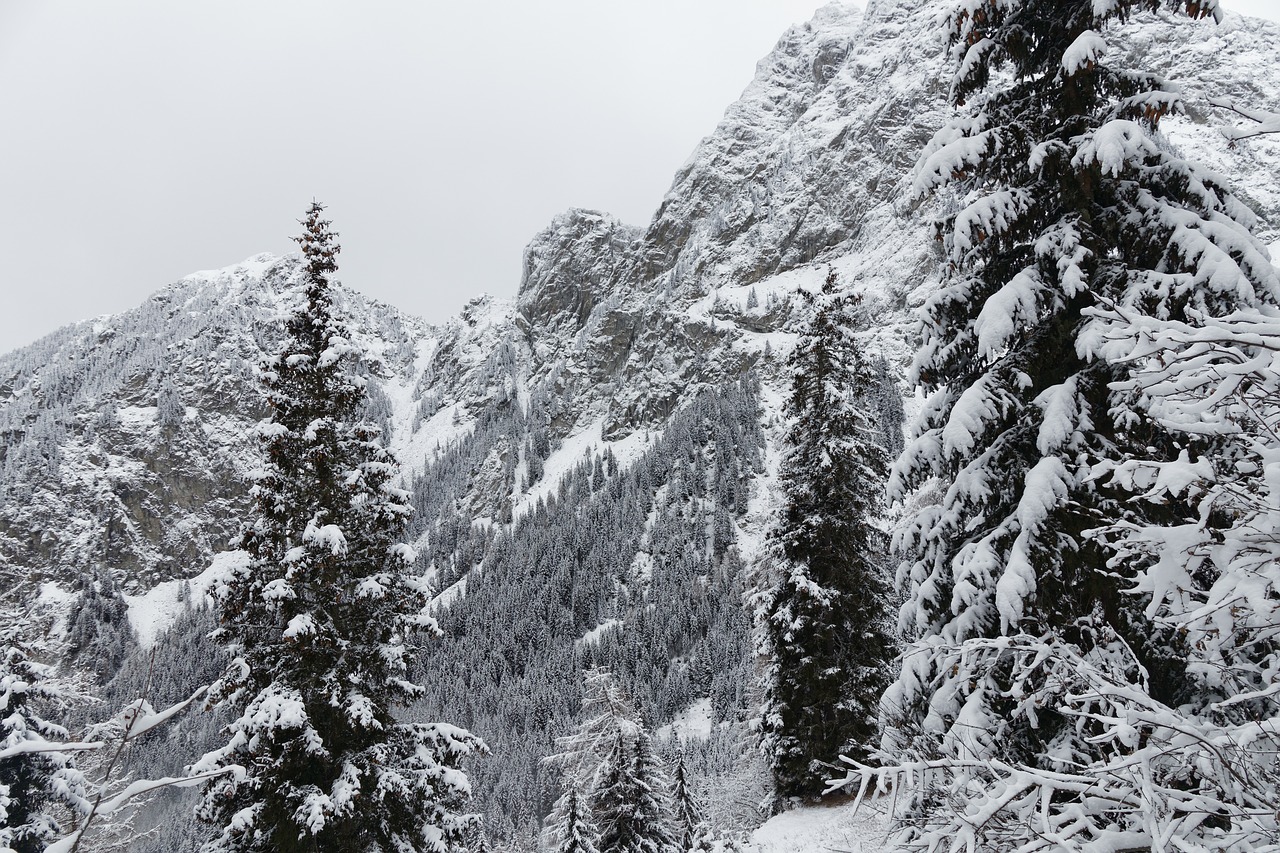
545,787,599,853
592,731,678,853
757,269,892,800
1081,90,1280,853
872,356,905,461
544,670,642,802
195,202,482,853
543,670,677,853
865,0,1280,849
0,628,90,853
669,747,708,853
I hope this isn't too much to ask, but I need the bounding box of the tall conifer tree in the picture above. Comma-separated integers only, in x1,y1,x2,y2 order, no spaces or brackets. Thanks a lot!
879,0,1280,848
547,787,599,853
196,203,482,853
0,627,89,853
669,746,707,853
758,269,893,800
544,671,678,853
872,356,905,461
592,731,678,853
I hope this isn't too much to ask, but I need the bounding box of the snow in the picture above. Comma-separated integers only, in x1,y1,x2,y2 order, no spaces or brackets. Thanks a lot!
655,698,713,742
914,123,993,198
751,796,892,853
941,374,1005,456
1210,96,1280,140
1074,120,1160,176
303,521,347,556
124,550,249,648
1034,378,1082,455
735,377,788,567
36,580,77,612
116,405,158,430
35,578,76,612
514,418,654,520
182,252,279,288
34,581,79,639
283,614,316,639
428,575,467,614
974,268,1042,359
380,341,454,481
1061,30,1107,75
575,619,622,649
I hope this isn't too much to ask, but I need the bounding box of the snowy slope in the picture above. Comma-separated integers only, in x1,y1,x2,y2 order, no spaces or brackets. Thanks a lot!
753,796,893,853
0,255,428,600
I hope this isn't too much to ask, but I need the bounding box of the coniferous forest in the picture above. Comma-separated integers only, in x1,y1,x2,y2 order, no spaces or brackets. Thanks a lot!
4,2,1280,853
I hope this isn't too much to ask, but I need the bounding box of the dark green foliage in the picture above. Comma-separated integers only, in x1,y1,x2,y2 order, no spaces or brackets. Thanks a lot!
892,0,1234,759
872,356,905,461
157,378,184,430
759,269,893,800
197,203,481,853
0,626,88,853
592,731,678,853
66,569,135,683
670,747,707,852
552,788,599,853
884,0,1279,847
413,384,764,841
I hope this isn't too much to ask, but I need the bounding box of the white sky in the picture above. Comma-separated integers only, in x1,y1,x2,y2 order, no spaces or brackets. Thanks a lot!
0,0,1277,354
0,1,822,353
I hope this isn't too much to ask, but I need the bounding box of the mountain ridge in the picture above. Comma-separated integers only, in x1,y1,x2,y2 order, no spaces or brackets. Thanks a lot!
5,0,1280,628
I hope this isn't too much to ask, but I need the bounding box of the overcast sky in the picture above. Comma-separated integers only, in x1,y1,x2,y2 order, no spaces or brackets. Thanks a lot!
1,0,1277,354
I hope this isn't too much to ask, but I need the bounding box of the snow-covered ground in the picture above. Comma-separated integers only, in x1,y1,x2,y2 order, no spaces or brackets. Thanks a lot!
124,550,247,647
575,618,623,649
514,417,655,520
655,697,713,741
753,797,894,853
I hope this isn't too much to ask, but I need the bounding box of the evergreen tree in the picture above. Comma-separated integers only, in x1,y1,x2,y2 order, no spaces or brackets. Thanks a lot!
546,787,599,853
591,731,677,853
157,378,184,430
65,570,134,684
669,746,707,853
195,202,482,853
546,669,642,791
757,269,892,800
872,356,904,461
876,0,1280,849
0,627,90,853
545,671,678,853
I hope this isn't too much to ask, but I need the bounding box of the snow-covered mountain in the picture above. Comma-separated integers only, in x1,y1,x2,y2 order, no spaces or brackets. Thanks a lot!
3,0,1279,844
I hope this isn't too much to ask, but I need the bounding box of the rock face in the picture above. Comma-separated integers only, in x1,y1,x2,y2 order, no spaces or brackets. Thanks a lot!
0,255,424,599
2,0,1279,709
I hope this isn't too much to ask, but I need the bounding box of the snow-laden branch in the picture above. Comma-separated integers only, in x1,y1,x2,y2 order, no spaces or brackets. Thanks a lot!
1209,96,1280,140
45,765,246,853
0,738,106,760
46,683,243,853
839,636,1280,853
